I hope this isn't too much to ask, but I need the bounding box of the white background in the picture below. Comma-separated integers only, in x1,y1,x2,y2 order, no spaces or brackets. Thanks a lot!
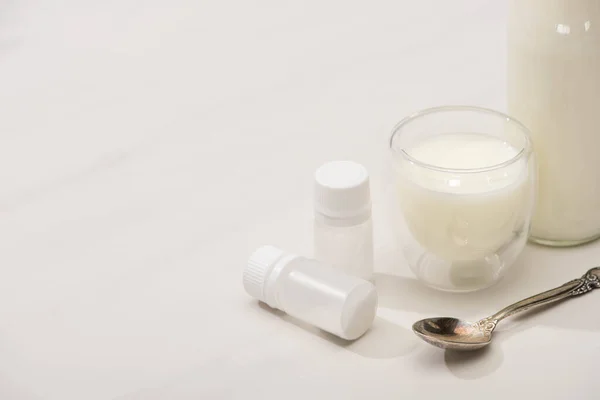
0,1,599,399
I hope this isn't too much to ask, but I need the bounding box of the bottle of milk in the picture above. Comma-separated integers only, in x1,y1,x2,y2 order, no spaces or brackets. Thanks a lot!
508,0,600,246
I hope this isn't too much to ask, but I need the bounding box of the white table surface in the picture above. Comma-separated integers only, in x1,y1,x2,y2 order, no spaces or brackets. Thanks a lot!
1,1,599,399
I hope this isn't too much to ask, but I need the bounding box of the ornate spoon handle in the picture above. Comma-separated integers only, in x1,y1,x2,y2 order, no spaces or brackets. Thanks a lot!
476,267,600,334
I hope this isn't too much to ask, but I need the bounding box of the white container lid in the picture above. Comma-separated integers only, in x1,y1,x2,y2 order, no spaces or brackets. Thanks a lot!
243,245,286,303
314,161,371,223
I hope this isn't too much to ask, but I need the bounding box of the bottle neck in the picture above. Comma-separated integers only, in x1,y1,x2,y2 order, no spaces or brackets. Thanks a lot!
314,209,371,227
263,253,301,309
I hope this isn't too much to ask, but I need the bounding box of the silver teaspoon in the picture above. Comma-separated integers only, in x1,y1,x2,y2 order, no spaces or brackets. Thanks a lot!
412,267,600,351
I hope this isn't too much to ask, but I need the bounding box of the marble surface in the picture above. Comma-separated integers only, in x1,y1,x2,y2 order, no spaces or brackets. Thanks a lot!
1,1,599,399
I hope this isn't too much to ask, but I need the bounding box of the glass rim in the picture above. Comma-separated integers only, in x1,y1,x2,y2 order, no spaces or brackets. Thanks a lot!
389,105,533,174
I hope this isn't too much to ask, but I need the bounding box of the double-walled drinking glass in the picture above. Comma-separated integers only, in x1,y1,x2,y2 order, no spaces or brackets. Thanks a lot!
388,106,535,292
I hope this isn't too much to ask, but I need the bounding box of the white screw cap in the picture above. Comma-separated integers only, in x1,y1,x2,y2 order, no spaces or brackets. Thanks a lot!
243,245,285,303
314,161,371,221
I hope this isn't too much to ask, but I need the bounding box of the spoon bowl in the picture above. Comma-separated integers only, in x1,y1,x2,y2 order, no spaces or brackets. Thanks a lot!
412,318,492,350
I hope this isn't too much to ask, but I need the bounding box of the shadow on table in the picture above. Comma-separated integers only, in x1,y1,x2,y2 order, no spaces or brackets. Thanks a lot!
375,243,600,334
407,293,570,380
440,303,564,380
375,242,600,379
258,303,418,359
443,345,504,380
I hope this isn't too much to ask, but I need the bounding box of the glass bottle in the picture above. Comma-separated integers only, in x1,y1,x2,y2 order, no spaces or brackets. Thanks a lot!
508,0,600,246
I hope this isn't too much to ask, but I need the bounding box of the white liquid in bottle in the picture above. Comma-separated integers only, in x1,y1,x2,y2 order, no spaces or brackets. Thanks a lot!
508,0,600,244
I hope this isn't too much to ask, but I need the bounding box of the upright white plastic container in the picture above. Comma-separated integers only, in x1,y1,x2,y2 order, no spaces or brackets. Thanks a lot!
313,161,374,281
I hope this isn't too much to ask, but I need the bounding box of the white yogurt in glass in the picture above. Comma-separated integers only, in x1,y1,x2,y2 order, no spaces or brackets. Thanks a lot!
395,133,530,262
389,106,535,292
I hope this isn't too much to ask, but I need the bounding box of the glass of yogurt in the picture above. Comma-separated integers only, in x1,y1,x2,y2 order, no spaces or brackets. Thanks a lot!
388,106,535,292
